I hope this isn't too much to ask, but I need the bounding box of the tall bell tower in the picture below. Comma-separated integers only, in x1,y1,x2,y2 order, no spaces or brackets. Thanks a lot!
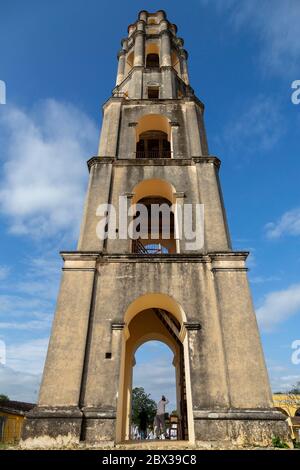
23,10,288,447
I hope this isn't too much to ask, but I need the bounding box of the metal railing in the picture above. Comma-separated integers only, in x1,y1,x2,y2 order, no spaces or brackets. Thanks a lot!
136,150,171,159
132,240,168,254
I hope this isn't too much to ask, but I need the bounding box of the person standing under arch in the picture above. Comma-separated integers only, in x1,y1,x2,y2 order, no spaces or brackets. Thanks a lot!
155,395,169,438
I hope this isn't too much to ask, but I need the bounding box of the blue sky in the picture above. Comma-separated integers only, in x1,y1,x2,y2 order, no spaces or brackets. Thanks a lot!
0,1,299,407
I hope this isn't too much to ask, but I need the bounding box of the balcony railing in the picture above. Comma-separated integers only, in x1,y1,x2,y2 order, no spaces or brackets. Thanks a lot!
136,150,172,159
132,240,168,254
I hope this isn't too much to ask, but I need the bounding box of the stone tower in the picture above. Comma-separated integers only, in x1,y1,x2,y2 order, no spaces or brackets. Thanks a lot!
23,10,288,447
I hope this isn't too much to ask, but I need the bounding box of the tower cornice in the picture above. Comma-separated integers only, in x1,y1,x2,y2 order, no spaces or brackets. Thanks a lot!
58,251,250,265
193,156,221,168
104,94,204,111
87,156,221,171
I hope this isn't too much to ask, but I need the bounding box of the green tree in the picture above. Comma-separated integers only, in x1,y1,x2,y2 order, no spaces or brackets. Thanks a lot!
131,387,157,427
0,394,9,402
289,382,300,394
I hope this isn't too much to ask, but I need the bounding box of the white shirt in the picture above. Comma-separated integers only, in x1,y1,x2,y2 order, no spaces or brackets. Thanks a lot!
157,398,169,415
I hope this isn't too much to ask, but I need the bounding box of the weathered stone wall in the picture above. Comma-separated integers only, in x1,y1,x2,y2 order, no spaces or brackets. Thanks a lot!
77,158,231,253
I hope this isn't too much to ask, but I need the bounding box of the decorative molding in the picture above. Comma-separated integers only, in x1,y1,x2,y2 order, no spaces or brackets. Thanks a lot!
123,192,135,198
209,252,249,262
60,251,249,265
174,191,185,199
193,156,221,168
82,408,116,419
132,29,145,39
193,409,287,421
160,65,173,72
87,156,114,171
117,50,126,59
60,251,101,262
62,268,96,272
114,158,194,166
111,322,125,330
184,322,201,331
147,81,160,87
26,406,82,419
211,267,248,273
99,253,211,264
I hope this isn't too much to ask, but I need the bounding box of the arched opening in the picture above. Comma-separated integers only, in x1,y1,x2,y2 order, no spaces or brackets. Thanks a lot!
295,408,300,416
125,51,134,76
131,341,177,440
130,179,178,255
115,293,194,443
171,51,181,75
146,53,160,68
136,115,172,158
132,196,176,254
275,407,289,417
136,131,171,159
145,43,160,69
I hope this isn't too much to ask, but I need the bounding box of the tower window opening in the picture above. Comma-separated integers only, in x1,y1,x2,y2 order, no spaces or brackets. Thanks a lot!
146,53,160,68
132,197,176,255
148,87,159,99
136,131,171,159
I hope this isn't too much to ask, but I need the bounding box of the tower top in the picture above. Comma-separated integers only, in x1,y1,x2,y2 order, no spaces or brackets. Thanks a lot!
114,10,191,96
127,10,178,36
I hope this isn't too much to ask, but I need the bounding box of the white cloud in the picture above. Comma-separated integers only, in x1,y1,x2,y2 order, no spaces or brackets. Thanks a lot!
133,342,177,412
0,320,51,330
280,375,300,382
0,337,48,402
0,364,40,403
270,374,300,393
0,294,50,315
221,96,284,155
0,255,61,331
0,99,98,238
0,266,10,280
256,283,300,331
265,358,300,392
200,0,300,76
246,251,256,268
250,275,281,284
265,208,300,239
6,338,48,375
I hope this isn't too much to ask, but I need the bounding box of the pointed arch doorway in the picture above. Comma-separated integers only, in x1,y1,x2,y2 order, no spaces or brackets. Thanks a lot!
115,294,194,443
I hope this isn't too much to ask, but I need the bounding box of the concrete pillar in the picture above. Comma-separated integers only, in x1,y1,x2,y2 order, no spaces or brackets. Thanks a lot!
138,10,147,22
98,100,122,156
160,30,172,67
38,254,98,406
185,101,202,156
170,122,180,157
133,22,145,67
116,50,126,86
174,191,185,254
81,321,125,443
117,121,137,160
195,160,231,252
180,49,190,85
211,253,273,409
77,160,113,251
156,10,166,22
